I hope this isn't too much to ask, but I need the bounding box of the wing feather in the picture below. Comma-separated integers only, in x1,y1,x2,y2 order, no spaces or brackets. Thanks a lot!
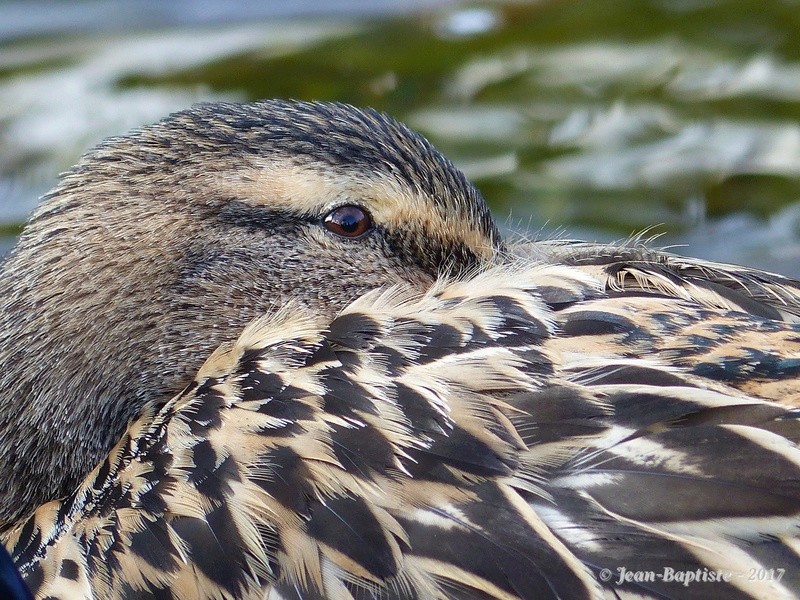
5,263,800,599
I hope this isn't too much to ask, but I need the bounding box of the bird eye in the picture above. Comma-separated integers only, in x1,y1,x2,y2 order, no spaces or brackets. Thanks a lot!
322,205,373,238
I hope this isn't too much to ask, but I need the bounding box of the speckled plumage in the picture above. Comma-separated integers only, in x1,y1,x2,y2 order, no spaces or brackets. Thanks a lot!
0,100,499,530
1,101,800,599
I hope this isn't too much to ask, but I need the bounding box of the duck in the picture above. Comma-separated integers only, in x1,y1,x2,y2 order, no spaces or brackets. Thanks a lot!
0,99,799,600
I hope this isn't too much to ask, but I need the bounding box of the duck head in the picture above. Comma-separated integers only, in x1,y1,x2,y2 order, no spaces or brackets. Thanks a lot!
0,100,501,529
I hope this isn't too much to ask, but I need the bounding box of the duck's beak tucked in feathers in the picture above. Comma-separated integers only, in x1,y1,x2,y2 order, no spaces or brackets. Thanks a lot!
1,100,800,600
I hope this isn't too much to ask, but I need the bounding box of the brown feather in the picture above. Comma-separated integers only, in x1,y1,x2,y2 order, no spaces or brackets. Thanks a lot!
1,101,799,599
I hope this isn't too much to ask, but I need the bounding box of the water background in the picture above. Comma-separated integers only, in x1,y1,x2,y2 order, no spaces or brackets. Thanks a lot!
2,0,800,275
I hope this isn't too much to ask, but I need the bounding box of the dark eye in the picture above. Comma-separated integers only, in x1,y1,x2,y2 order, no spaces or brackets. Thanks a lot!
323,205,372,238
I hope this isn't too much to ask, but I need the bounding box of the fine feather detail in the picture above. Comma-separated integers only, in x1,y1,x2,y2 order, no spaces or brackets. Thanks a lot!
5,261,800,599
519,239,800,323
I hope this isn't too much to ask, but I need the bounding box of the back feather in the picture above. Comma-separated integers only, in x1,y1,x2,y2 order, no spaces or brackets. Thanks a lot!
4,261,800,599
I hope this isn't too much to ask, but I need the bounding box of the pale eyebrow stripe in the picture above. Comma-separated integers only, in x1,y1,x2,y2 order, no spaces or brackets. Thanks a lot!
212,161,497,261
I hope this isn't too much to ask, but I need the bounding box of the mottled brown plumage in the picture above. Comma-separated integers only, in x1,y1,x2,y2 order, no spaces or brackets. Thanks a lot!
1,101,800,599
0,100,499,530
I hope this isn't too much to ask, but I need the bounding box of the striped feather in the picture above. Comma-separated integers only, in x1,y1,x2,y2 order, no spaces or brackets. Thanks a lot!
5,262,800,599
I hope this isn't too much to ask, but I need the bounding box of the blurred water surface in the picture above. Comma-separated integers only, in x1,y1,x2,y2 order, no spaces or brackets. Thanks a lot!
2,0,800,274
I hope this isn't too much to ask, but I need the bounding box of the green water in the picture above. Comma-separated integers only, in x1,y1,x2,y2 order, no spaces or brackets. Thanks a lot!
2,0,800,273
